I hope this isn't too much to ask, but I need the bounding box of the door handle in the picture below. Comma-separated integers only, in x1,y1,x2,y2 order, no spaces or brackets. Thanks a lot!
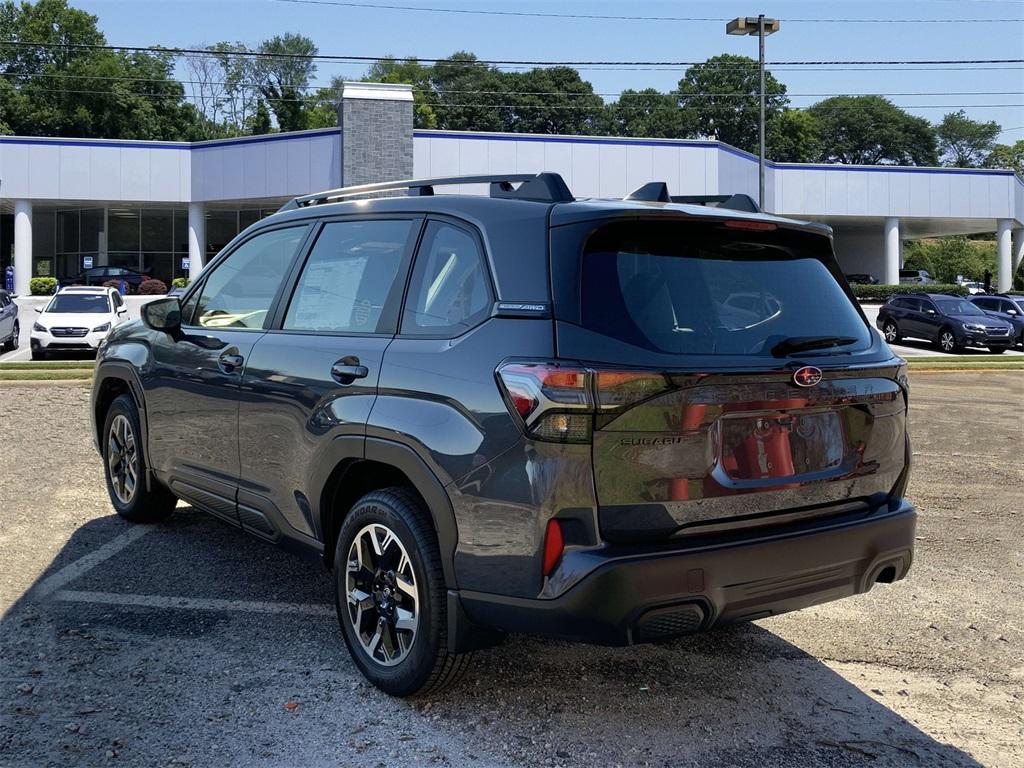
218,351,244,372
331,357,369,385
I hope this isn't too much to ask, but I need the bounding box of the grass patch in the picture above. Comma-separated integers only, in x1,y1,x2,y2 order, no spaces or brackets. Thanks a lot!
909,362,1024,372
905,355,1021,364
0,361,96,371
0,369,95,381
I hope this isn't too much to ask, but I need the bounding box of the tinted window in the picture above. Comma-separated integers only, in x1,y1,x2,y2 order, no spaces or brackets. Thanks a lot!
284,219,412,334
401,222,491,336
45,293,111,314
577,221,871,356
193,227,304,329
935,298,984,316
973,298,994,310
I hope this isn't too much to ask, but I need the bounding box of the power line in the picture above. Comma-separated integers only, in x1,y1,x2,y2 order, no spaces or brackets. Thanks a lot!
2,40,1021,68
270,0,1024,24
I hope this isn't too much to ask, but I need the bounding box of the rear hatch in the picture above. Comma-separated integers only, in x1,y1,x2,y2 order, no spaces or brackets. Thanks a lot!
549,214,908,543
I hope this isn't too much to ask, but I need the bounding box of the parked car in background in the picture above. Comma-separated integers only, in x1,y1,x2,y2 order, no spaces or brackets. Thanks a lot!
845,273,879,285
899,269,936,285
72,266,149,291
877,293,1015,353
31,286,129,359
0,289,19,352
91,172,916,697
959,281,987,295
969,294,1024,347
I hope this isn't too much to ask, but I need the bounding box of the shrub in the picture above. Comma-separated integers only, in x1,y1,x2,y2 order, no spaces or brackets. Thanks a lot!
29,277,58,295
852,283,969,302
138,279,168,295
171,277,190,289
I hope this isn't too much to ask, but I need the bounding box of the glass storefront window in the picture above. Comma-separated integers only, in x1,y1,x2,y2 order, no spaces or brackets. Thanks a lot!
141,209,173,254
206,210,238,257
173,209,189,254
81,208,105,254
108,209,140,252
57,210,79,254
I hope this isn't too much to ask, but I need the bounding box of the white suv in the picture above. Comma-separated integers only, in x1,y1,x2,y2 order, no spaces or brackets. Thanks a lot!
31,286,128,359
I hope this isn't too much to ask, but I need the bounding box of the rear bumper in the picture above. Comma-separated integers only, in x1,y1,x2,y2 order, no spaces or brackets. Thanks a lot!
458,501,915,646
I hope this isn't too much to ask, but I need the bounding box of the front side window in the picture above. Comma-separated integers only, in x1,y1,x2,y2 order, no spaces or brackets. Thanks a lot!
192,227,305,329
283,219,413,334
577,220,871,357
45,293,111,314
401,222,491,336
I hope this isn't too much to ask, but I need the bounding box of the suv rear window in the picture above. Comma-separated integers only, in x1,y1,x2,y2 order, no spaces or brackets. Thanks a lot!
578,221,870,356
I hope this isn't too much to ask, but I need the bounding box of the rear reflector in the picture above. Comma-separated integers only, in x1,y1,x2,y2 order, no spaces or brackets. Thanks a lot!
542,519,564,576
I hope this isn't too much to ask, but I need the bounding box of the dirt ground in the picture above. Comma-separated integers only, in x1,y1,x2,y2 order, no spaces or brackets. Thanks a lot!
0,373,1021,768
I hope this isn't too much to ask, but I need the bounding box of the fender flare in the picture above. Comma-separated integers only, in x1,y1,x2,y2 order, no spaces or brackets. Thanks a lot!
92,362,153,490
364,437,459,590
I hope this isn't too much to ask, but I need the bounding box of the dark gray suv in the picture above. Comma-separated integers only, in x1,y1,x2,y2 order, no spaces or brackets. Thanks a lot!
91,173,916,696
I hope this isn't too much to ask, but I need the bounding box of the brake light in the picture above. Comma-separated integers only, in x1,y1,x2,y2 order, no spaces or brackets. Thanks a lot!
496,362,674,443
723,219,777,232
542,519,564,576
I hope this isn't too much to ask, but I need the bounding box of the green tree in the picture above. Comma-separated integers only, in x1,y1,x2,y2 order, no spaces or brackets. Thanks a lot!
935,110,1000,167
767,109,821,162
364,57,438,128
248,99,272,134
254,32,317,132
503,67,607,135
984,140,1024,176
903,237,996,283
808,96,938,165
0,0,205,140
430,52,509,132
676,54,788,153
610,88,687,138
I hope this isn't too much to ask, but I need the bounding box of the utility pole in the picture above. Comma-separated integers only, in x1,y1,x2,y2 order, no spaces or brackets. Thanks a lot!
726,15,780,210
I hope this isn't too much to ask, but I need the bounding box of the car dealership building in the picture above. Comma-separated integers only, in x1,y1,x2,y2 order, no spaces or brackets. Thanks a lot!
2,81,1022,296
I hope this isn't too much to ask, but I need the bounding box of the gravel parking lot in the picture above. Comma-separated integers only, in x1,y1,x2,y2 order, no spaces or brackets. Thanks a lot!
1,374,1021,768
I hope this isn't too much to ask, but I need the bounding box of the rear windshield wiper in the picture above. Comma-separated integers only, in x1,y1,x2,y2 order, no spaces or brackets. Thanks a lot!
770,336,858,357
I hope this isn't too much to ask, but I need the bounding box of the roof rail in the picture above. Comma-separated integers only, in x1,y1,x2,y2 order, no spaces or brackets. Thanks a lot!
670,193,761,213
279,172,574,211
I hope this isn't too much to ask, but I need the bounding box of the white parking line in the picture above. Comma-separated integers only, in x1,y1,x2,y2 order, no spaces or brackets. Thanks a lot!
53,589,335,616
30,525,153,599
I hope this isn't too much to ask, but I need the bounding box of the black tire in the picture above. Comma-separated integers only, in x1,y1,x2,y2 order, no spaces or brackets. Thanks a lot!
334,487,470,697
30,347,46,361
988,346,1006,354
2,322,18,352
101,394,177,523
881,320,901,344
936,327,961,354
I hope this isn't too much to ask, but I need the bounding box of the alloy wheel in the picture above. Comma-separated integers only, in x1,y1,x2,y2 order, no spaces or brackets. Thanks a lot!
883,322,898,342
940,331,955,353
345,523,420,666
107,413,138,504
11,323,18,350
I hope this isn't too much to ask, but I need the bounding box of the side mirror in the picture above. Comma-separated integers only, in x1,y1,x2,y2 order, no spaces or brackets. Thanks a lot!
926,309,936,315
141,297,181,334
1007,309,1019,316
35,307,43,313
116,306,127,315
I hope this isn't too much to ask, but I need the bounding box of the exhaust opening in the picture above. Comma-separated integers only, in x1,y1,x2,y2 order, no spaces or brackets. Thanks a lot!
875,565,897,584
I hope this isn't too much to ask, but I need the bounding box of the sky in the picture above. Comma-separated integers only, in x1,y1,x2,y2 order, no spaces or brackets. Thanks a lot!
72,0,1024,140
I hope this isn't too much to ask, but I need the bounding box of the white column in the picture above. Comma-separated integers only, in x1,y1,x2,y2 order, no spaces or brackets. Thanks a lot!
883,217,900,285
1012,228,1023,279
13,200,32,297
187,202,205,282
996,219,1012,293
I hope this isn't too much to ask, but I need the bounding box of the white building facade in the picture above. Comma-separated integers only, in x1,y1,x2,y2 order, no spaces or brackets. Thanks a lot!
2,82,1022,295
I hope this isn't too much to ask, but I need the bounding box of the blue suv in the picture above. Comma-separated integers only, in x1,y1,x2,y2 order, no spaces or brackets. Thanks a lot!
91,174,916,695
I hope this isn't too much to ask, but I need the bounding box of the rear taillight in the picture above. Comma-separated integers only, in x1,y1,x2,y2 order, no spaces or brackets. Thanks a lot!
496,362,673,443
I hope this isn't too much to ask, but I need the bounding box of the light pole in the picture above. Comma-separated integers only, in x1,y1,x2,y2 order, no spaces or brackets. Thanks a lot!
727,14,780,209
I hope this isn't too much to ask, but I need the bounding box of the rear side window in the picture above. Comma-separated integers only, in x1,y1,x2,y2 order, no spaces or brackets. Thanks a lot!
284,219,413,334
577,221,871,356
401,221,491,337
192,227,305,329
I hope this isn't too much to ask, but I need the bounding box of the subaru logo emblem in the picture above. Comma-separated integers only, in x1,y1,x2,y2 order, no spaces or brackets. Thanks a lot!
793,366,822,387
